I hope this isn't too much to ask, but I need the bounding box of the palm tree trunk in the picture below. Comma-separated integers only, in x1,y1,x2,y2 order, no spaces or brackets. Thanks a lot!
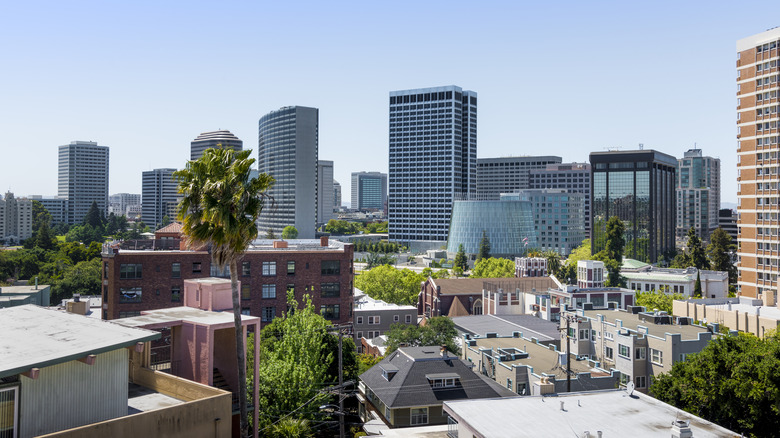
231,258,249,437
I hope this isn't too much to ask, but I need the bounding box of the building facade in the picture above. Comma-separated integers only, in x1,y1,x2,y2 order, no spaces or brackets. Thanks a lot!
141,168,179,228
445,198,537,258
529,162,592,237
736,28,780,300
388,86,477,244
515,190,586,256
718,208,738,241
333,180,342,210
317,160,334,225
0,192,33,244
109,193,141,217
353,289,417,342
190,130,243,161
676,149,721,242
58,141,109,224
351,171,387,212
476,156,563,201
257,106,318,239
590,150,677,263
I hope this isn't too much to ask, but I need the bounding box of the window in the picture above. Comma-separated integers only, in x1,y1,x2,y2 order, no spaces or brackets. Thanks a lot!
506,378,513,390
0,386,18,436
368,316,381,325
321,304,340,320
192,262,202,273
321,282,340,297
321,260,340,275
120,264,142,279
605,331,614,340
635,347,646,360
651,348,663,365
241,308,250,315
406,314,412,323
119,311,141,318
262,284,276,299
517,382,528,395
104,262,109,279
171,286,181,302
618,344,630,358
357,316,364,324
262,307,275,322
242,285,251,300
262,262,276,276
242,261,250,276
636,376,646,389
172,262,181,278
620,373,631,386
287,261,295,275
356,331,363,339
394,315,400,322
119,287,142,303
605,346,614,359
579,329,590,340
410,407,428,425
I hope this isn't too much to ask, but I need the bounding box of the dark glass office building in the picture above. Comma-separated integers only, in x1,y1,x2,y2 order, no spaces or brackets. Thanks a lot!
590,150,677,263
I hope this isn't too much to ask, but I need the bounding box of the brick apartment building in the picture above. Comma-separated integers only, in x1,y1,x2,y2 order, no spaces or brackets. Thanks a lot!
101,226,354,326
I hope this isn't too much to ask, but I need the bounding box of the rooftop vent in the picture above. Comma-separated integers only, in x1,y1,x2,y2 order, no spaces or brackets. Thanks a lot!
671,420,693,438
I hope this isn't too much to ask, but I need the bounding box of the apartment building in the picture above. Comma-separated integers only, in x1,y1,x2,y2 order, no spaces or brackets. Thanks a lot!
58,141,109,224
736,28,780,301
0,191,33,244
673,296,780,338
141,168,178,228
676,149,721,242
353,288,417,342
515,257,548,278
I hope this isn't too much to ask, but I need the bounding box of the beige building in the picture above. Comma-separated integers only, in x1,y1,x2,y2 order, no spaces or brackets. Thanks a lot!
737,28,780,301
673,296,780,338
0,192,33,244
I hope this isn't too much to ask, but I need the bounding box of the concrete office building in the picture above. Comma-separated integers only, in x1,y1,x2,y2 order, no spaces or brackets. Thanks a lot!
737,28,780,301
388,86,477,246
676,149,721,242
476,156,562,200
29,196,68,225
109,193,141,217
317,160,335,225
719,208,738,241
333,180,342,210
590,150,677,263
142,168,179,228
190,130,242,161
257,106,318,239
351,171,387,212
58,141,109,224
529,162,592,237
0,192,33,244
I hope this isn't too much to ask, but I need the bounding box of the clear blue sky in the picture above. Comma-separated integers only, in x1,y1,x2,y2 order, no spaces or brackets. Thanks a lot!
2,0,779,205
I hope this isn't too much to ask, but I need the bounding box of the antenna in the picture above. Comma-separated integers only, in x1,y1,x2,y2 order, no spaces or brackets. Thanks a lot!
638,143,644,150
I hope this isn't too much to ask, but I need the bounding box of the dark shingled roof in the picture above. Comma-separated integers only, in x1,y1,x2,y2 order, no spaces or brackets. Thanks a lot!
452,314,560,342
359,346,515,408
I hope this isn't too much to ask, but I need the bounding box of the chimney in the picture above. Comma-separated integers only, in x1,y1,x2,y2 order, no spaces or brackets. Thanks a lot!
320,236,329,247
273,240,288,249
671,420,693,438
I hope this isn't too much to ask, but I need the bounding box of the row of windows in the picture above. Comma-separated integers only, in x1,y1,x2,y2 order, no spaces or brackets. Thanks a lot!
355,314,412,325
119,260,342,279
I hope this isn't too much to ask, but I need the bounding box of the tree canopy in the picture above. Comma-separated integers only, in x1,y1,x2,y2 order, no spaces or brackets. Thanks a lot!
477,230,491,261
470,257,514,278
281,225,299,239
634,290,684,314
707,227,737,294
354,265,425,305
384,316,459,355
454,244,468,271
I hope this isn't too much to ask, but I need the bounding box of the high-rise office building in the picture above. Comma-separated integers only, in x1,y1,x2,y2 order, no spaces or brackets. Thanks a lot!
529,162,592,238
388,85,477,244
190,130,243,161
0,192,33,244
333,180,342,210
737,29,780,300
109,193,141,217
351,171,387,212
676,149,721,242
58,141,109,224
142,168,179,228
257,106,318,239
590,150,677,263
318,160,334,225
476,156,563,200
515,190,586,256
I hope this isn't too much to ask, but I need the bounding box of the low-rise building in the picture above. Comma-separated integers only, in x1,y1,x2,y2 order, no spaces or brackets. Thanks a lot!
673,296,780,338
0,283,50,308
451,314,561,346
515,257,547,277
354,288,417,343
358,346,514,429
562,306,716,393
621,258,729,298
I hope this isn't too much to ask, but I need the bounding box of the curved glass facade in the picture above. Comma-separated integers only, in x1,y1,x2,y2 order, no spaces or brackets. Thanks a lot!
446,200,537,257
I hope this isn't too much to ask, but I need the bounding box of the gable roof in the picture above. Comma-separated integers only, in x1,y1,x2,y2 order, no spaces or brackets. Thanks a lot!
447,297,471,317
155,222,183,235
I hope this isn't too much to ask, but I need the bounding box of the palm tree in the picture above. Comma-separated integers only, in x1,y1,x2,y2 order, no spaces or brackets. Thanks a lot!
175,147,273,438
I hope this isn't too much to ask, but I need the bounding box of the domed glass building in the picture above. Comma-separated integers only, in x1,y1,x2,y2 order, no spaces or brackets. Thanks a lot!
446,198,538,258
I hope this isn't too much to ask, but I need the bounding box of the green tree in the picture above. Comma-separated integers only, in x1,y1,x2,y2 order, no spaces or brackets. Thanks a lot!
175,146,273,437
686,227,710,270
477,230,491,262
281,225,299,239
83,200,104,228
650,332,780,437
693,271,703,298
634,290,684,314
559,239,592,283
471,257,514,278
50,258,102,304
161,215,171,228
265,228,277,239
354,265,423,305
31,200,52,233
364,252,396,269
268,418,313,438
593,251,626,288
454,244,468,271
542,250,562,278
707,228,737,285
605,216,625,263
384,316,459,355
34,220,57,251
357,353,383,375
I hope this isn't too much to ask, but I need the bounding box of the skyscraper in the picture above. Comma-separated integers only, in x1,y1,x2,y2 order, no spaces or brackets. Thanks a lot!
142,168,179,228
476,156,562,200
737,29,780,300
58,141,109,224
190,130,243,161
351,171,387,212
317,160,334,225
257,106,318,239
676,149,720,242
333,180,342,210
529,162,592,238
388,86,477,244
590,150,677,263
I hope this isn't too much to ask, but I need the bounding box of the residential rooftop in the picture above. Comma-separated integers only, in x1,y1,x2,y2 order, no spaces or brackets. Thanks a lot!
578,308,711,341
354,288,416,311
103,238,350,255
431,277,556,296
452,314,559,342
114,306,260,329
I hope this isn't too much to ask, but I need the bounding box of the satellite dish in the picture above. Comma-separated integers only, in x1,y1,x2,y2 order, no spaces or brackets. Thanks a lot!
626,381,635,396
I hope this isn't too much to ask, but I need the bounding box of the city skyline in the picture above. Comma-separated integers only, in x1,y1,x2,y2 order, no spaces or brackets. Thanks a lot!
3,2,780,203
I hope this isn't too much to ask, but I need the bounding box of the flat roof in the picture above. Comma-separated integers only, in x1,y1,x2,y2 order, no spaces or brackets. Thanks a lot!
738,27,780,52
433,277,556,296
115,306,260,329
0,305,160,378
354,292,416,311
452,314,559,342
709,303,780,321
444,390,736,437
0,284,51,294
580,309,710,341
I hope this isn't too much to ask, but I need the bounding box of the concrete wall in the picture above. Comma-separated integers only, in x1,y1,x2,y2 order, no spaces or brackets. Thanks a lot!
673,300,780,337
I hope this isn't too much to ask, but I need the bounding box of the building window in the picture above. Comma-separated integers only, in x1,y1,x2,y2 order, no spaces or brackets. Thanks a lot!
192,262,202,273
356,331,363,339
321,282,340,298
357,316,364,324
620,373,631,387
368,316,380,325
171,287,181,302
262,284,276,299
172,262,181,278
321,260,340,276
242,285,251,300
635,347,646,360
262,307,275,322
119,287,142,303
287,284,295,295
406,314,412,323
517,382,528,395
579,329,590,340
506,378,513,390
636,376,646,388
0,386,18,436
605,346,614,360
262,262,276,276
241,308,251,316
104,262,109,279
618,344,630,358
119,311,141,318
119,264,142,279
287,261,295,275
321,304,340,320
394,315,400,322
651,348,663,365
242,261,251,276
410,407,428,425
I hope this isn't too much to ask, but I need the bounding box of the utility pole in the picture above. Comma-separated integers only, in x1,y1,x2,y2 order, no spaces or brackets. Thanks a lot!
566,316,571,393
338,328,344,438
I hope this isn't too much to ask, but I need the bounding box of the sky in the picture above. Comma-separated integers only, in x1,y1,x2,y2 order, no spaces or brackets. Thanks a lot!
2,1,780,206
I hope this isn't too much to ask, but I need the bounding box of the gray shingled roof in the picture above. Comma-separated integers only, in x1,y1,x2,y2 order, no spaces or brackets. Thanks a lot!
452,314,560,342
359,346,514,408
